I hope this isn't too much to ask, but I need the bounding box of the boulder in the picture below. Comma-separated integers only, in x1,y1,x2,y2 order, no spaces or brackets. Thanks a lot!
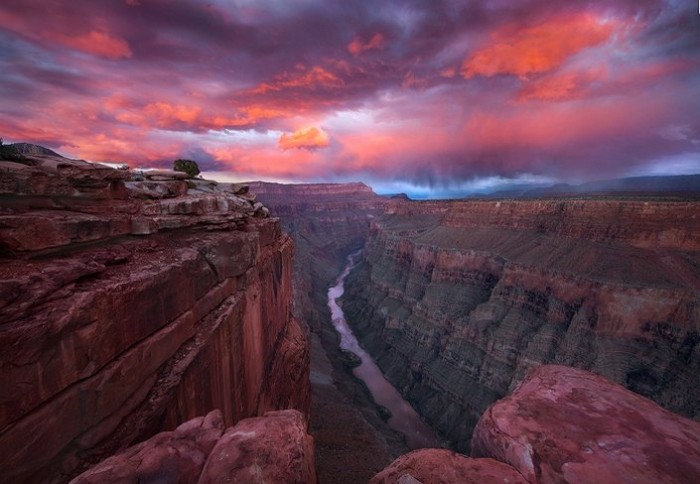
199,410,316,484
370,449,527,484
71,411,225,484
471,365,700,483
71,409,315,484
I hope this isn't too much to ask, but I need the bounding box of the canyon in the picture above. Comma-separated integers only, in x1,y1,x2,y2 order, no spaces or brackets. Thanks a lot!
342,199,700,452
253,183,700,480
1,147,699,483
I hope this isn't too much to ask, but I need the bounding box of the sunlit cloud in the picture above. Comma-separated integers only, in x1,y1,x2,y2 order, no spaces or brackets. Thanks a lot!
0,0,697,197
278,126,330,150
461,14,617,79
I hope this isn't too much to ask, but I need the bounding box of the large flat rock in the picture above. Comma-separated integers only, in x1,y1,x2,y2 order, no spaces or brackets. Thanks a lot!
471,365,700,483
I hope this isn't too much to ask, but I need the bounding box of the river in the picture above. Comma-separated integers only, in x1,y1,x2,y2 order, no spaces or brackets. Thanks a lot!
327,253,441,449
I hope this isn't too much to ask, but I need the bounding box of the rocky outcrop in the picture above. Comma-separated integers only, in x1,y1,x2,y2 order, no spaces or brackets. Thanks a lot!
72,409,316,484
71,410,225,484
472,365,700,483
343,200,700,452
199,409,316,484
0,152,310,481
370,449,527,484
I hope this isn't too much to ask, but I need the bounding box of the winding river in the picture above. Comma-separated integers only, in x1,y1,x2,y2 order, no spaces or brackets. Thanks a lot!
328,253,441,449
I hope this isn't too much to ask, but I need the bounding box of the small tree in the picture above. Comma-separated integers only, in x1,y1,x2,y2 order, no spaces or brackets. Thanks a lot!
172,158,201,178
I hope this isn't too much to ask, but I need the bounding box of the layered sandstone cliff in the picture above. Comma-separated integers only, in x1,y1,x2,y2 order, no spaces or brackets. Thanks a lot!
343,199,700,452
0,154,310,481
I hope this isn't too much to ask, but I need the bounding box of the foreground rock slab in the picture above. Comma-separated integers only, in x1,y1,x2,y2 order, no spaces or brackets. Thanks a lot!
73,409,315,484
471,365,700,483
370,449,527,484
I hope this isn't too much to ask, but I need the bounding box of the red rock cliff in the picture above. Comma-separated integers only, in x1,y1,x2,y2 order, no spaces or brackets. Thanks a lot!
0,154,310,481
342,199,700,452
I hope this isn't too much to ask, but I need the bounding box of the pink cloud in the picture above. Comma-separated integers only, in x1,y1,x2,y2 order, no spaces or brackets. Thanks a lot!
462,14,617,79
251,66,343,94
278,127,330,151
348,33,385,56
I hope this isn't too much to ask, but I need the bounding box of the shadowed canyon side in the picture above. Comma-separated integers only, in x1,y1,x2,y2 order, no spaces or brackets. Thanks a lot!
0,152,310,481
251,182,414,482
342,199,700,452
248,181,390,334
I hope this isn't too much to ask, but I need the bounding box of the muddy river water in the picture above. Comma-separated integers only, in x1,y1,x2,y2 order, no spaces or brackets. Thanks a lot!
328,253,441,449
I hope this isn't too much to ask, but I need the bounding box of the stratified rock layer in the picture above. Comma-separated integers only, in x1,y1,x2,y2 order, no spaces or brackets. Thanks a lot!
343,200,700,452
72,409,315,484
0,152,310,481
370,449,527,484
471,365,700,483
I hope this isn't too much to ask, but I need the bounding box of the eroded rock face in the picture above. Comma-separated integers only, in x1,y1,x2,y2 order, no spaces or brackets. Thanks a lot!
370,449,527,484
72,409,315,484
0,153,309,482
342,200,700,452
471,365,700,483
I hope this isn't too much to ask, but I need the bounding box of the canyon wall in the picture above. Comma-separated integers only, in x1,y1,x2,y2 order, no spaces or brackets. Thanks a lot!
343,199,700,452
0,155,310,481
251,182,410,483
249,181,389,333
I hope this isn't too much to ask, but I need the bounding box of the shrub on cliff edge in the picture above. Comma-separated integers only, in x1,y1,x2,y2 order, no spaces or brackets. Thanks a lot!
173,158,201,178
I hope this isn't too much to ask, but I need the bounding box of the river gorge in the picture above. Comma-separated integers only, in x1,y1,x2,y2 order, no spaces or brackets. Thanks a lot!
328,253,440,450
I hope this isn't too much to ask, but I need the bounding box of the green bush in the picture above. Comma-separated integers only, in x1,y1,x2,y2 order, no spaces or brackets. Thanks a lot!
172,158,200,178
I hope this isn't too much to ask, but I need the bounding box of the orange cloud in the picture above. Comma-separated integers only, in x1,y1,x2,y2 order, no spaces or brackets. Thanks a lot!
348,33,384,55
462,14,615,79
252,66,343,94
57,30,132,59
517,66,608,102
144,102,201,124
278,126,330,150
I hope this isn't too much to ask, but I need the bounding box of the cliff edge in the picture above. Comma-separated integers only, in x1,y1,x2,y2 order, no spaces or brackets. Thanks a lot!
0,152,310,481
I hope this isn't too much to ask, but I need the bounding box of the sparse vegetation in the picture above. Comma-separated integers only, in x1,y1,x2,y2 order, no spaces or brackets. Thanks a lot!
172,158,200,178
0,138,27,163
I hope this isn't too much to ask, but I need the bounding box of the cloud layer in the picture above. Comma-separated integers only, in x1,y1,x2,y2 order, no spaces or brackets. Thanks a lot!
0,0,698,195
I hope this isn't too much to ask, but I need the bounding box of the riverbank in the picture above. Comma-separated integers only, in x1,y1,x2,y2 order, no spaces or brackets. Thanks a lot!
309,332,406,483
328,255,442,450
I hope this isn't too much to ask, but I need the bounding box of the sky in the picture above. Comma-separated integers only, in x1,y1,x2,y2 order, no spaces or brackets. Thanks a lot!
1,0,699,197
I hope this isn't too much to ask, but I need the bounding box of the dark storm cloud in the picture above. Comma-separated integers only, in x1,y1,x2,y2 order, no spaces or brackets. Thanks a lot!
0,0,698,190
